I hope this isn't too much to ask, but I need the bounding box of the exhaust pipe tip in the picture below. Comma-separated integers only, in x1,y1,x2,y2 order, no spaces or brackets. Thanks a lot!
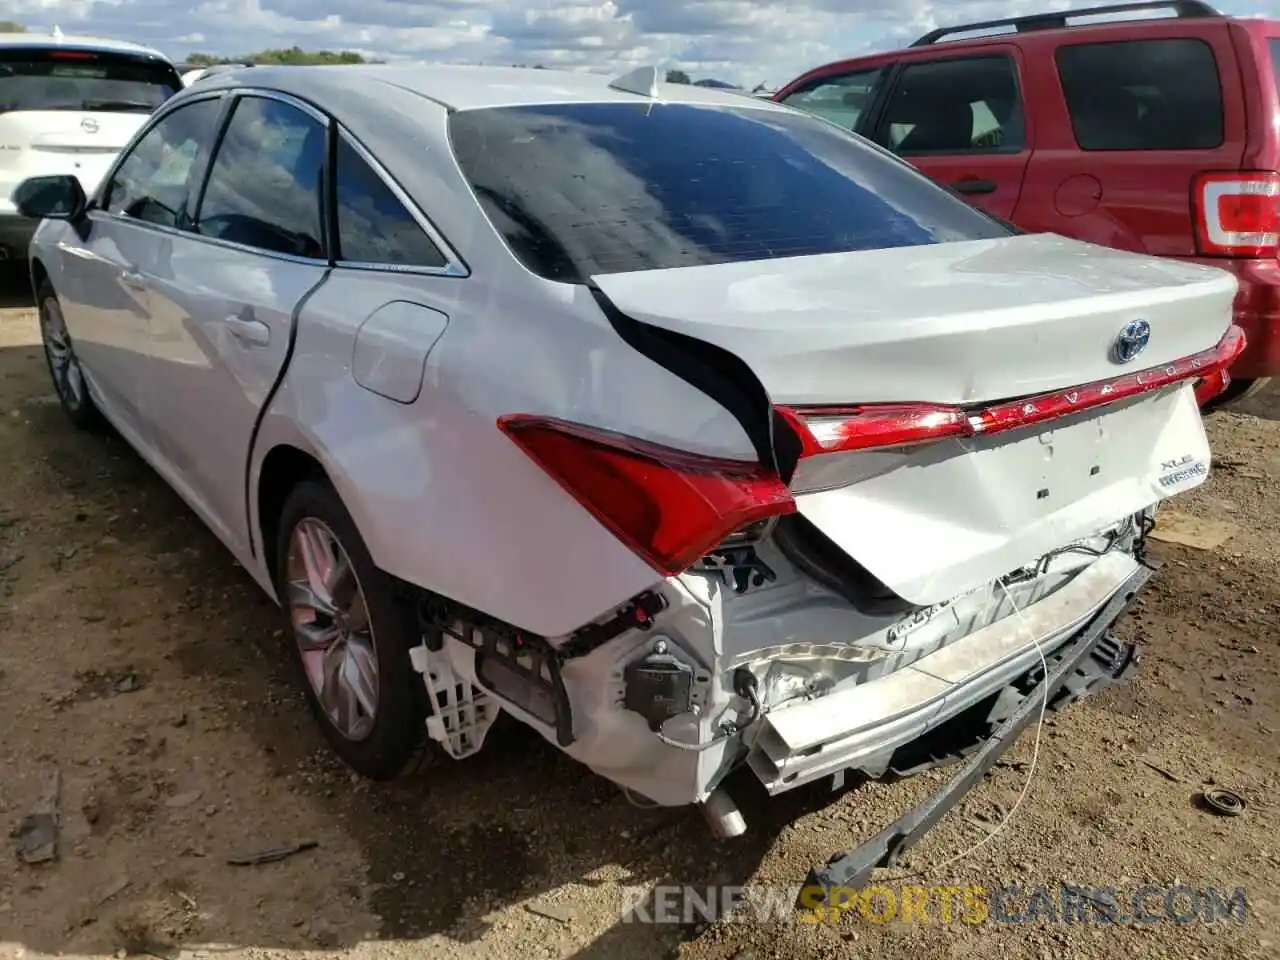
701,787,747,839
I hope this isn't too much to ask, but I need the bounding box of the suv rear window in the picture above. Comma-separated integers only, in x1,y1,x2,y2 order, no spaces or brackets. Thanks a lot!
0,48,180,114
448,102,1010,281
1269,40,1280,99
1055,39,1223,151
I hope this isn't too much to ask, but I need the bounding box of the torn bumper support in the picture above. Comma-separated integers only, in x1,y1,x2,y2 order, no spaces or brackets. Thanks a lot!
799,560,1156,907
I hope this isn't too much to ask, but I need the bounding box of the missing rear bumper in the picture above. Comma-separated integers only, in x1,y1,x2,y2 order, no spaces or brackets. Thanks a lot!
798,560,1154,908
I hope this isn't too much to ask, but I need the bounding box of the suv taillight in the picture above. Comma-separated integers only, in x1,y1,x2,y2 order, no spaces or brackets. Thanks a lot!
1193,171,1280,257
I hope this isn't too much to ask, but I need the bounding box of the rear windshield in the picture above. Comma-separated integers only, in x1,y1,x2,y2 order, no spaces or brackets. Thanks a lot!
0,48,180,114
447,102,1011,281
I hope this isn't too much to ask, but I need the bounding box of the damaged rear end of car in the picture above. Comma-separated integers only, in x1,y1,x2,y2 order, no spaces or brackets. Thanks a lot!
434,95,1241,839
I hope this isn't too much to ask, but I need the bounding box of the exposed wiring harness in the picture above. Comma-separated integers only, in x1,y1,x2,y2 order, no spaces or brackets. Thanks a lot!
654,667,763,752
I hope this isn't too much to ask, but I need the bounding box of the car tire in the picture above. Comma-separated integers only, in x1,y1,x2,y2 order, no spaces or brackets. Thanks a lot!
274,479,430,780
36,278,102,430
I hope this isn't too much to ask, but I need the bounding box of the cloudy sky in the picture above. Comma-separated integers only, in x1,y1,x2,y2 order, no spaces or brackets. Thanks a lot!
2,0,1275,88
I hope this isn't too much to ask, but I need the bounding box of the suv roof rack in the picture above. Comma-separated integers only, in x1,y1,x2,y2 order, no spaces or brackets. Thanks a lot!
909,0,1221,47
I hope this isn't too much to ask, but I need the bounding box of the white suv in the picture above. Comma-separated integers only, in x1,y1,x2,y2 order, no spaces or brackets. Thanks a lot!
0,29,181,261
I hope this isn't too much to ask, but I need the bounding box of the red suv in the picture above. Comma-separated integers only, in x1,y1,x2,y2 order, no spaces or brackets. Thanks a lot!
774,0,1280,405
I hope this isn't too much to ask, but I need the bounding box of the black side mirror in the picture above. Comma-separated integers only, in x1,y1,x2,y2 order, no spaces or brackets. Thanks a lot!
13,175,87,221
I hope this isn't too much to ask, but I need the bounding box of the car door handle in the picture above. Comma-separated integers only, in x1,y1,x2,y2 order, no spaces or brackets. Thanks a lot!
225,315,271,346
120,269,147,290
951,179,998,195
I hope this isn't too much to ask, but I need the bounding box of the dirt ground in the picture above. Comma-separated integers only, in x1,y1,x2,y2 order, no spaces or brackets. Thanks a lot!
0,278,1276,960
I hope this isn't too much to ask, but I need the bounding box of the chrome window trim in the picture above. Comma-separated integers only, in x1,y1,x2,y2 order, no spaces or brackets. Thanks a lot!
93,89,228,213
87,205,332,267
226,87,330,127
92,88,333,267
87,86,469,276
332,127,469,279
186,89,332,264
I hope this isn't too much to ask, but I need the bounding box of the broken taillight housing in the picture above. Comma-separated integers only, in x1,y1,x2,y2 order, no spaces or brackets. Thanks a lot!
778,324,1247,456
775,403,971,459
716,517,778,548
497,415,796,576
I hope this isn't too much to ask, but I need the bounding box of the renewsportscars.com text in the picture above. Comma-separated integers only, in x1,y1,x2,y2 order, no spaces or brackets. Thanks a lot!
620,883,1250,926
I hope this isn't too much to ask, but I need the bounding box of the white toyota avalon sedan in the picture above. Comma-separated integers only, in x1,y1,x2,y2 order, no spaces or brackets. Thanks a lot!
12,63,1243,861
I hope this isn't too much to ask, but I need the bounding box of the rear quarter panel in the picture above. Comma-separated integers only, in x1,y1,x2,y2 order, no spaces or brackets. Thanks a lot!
253,264,759,639
246,94,768,638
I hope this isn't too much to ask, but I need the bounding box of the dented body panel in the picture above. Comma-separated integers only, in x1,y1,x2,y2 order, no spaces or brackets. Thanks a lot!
24,64,1236,828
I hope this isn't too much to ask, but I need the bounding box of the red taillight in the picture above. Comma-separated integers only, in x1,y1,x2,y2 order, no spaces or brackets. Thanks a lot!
497,415,796,576
775,403,970,458
975,324,1245,433
47,50,99,60
1193,172,1280,257
1193,368,1232,405
779,325,1247,455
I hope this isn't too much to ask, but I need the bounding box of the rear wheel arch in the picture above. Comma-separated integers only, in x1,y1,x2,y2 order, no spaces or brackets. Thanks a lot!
268,465,431,780
256,444,330,589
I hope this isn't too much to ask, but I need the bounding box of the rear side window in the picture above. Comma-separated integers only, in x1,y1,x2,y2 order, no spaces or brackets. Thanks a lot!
196,96,326,258
334,135,447,268
1269,40,1280,99
777,68,884,132
878,56,1025,155
0,48,179,114
1056,39,1223,150
448,102,1010,282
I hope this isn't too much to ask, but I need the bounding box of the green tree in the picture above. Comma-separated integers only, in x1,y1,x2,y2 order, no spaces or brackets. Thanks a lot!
665,69,690,84
0,20,27,32
185,46,369,67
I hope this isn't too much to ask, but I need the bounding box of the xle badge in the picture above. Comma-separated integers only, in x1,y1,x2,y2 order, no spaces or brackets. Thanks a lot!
1155,453,1208,492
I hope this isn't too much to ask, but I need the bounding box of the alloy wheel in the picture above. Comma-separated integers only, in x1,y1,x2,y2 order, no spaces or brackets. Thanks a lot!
40,295,85,409
285,517,381,742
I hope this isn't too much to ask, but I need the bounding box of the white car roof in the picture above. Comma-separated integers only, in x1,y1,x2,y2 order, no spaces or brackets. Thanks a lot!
204,63,789,114
0,31,170,60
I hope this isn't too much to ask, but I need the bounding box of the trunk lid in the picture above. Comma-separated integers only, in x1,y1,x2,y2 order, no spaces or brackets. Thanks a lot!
590,232,1236,406
591,233,1236,607
783,382,1210,606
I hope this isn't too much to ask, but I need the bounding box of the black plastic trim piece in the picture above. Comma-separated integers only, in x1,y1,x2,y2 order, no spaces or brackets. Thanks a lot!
413,589,576,747
587,284,803,482
798,561,1155,907
910,1,1219,46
